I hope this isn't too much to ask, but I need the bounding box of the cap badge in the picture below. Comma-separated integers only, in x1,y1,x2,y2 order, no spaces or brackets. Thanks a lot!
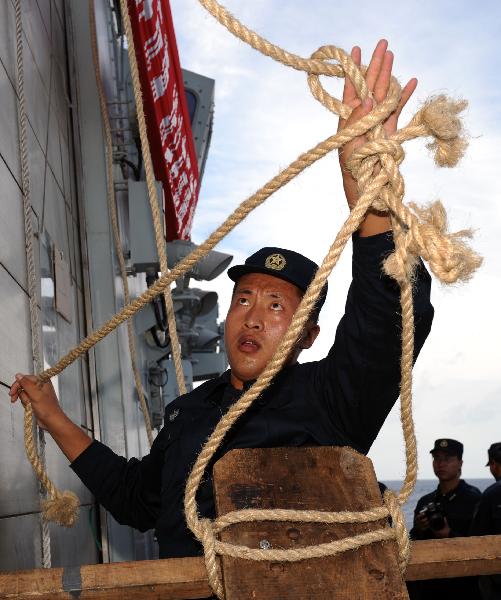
265,253,286,271
440,440,448,447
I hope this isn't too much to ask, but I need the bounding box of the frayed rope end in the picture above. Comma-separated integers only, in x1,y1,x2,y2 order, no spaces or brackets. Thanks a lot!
420,95,469,168
42,490,80,527
384,201,483,286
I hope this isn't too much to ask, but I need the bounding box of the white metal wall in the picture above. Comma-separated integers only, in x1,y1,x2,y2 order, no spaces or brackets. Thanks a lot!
0,0,161,571
0,0,98,570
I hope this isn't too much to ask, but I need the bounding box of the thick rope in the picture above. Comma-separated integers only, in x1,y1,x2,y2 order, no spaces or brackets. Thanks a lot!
88,0,154,447
118,0,187,397
14,0,56,560
19,0,481,581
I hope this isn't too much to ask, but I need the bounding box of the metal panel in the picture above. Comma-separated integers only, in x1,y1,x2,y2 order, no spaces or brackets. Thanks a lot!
47,106,65,195
69,0,156,561
0,61,21,183
0,2,16,83
65,205,78,289
0,387,41,516
27,123,47,221
0,266,32,386
61,133,74,215
49,503,100,567
22,0,52,94
0,0,103,572
0,158,27,290
40,170,70,262
22,32,50,159
0,513,42,570
72,214,83,290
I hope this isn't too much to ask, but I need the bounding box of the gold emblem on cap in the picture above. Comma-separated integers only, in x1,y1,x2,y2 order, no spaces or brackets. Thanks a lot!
265,253,286,271
440,440,448,448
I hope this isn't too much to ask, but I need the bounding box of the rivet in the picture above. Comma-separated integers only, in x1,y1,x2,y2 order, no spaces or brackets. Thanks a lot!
259,539,272,550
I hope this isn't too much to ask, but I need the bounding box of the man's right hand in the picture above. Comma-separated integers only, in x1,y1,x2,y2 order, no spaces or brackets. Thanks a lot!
9,373,92,462
9,373,64,431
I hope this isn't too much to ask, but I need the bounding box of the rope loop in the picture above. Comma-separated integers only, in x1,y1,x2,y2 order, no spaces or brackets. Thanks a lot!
383,489,410,573
200,518,225,599
195,493,410,598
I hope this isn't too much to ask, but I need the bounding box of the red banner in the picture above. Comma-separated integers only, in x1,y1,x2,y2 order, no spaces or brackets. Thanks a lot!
127,0,200,240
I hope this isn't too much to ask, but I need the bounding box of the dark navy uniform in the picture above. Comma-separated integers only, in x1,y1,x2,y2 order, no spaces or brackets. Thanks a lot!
471,480,501,537
471,480,501,599
71,232,433,558
409,480,482,599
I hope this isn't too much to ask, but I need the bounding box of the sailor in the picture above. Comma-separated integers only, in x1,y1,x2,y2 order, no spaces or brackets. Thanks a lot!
470,442,501,599
10,41,433,560
408,438,482,599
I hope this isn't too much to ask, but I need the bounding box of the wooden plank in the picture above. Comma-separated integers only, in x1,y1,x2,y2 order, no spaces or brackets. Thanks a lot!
213,447,409,599
1,536,500,599
407,535,501,581
0,557,212,600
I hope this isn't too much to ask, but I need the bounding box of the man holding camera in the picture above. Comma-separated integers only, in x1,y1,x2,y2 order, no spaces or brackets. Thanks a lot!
408,438,482,599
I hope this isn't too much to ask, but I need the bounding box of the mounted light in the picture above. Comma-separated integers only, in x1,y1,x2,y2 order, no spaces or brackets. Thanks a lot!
166,240,232,281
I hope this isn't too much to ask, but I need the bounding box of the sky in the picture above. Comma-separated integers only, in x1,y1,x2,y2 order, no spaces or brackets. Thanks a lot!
169,0,501,480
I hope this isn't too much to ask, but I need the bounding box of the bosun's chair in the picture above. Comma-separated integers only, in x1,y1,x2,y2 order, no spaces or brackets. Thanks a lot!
213,446,409,599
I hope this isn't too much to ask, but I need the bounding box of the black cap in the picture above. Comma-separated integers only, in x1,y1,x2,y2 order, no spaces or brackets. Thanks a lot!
430,438,463,459
486,442,501,466
227,247,327,311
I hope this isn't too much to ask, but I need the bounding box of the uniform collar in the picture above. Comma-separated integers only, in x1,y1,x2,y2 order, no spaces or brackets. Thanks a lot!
434,479,465,501
206,363,299,407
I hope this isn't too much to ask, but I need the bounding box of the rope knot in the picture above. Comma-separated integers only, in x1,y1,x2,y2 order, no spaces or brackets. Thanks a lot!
200,518,225,599
405,201,482,284
42,490,80,527
347,137,406,212
418,95,469,167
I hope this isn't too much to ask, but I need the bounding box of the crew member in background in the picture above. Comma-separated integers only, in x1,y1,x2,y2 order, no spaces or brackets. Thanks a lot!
408,438,482,600
471,442,501,600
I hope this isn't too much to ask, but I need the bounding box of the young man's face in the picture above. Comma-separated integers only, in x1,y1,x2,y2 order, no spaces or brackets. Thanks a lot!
432,451,462,483
224,272,319,390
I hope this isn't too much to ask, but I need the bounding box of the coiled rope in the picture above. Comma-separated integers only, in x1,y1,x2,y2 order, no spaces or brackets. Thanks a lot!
19,0,481,592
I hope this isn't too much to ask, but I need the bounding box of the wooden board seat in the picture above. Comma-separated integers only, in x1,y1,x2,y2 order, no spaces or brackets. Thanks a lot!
212,446,409,599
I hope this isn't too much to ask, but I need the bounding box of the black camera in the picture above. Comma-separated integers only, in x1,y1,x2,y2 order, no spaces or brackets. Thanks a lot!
420,502,446,531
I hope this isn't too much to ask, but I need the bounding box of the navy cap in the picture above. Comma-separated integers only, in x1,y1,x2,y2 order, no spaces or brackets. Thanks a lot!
227,247,327,312
430,438,463,459
486,442,501,466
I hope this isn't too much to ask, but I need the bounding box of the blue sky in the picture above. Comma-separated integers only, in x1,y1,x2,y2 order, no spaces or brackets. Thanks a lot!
170,0,501,479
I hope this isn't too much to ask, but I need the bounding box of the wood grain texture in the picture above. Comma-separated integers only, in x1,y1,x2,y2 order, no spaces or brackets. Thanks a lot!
213,446,409,599
0,557,212,600
406,535,501,581
1,536,500,598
